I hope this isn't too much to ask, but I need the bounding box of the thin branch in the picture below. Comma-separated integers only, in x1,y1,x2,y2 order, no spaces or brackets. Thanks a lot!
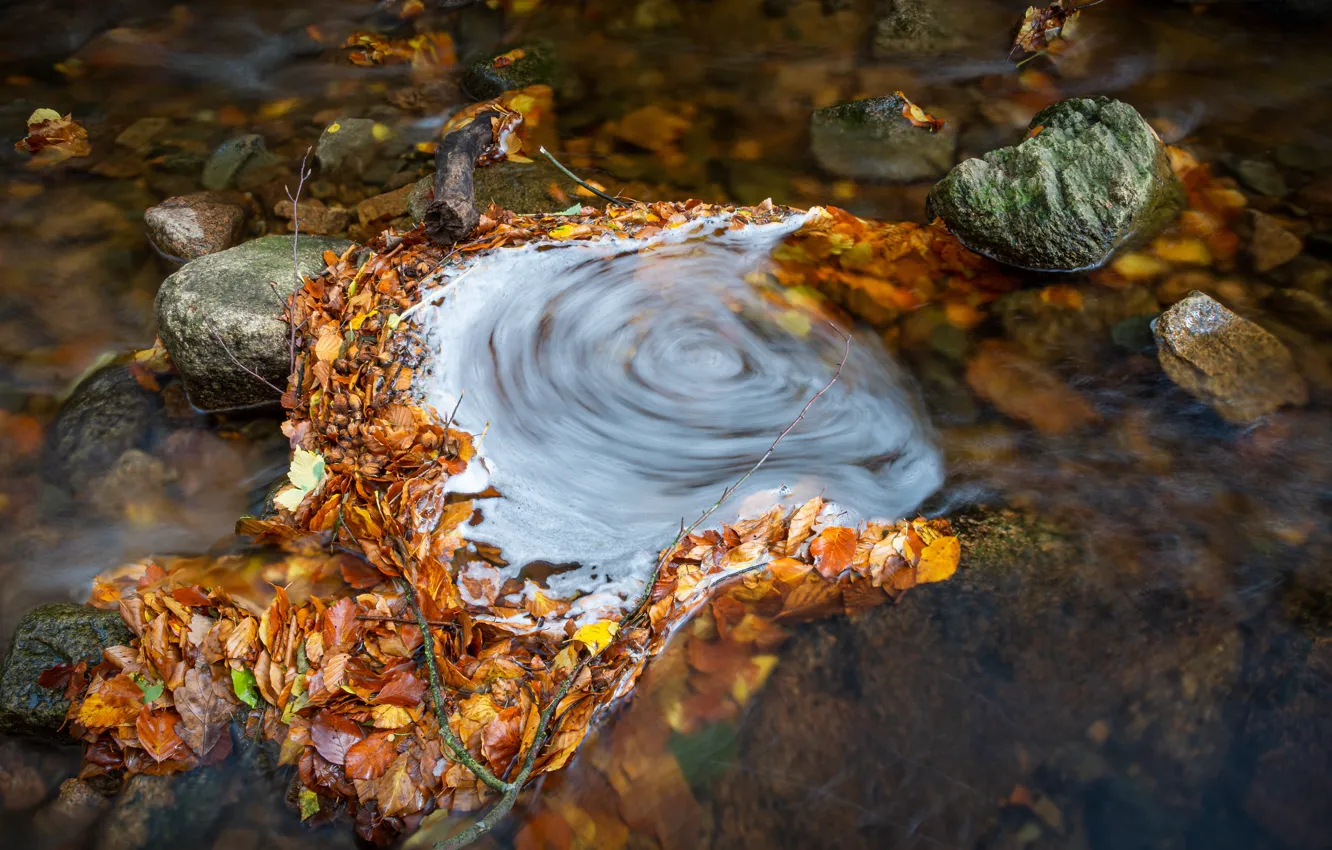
398,577,509,793
626,326,852,624
538,146,629,208
284,148,314,376
356,614,456,628
443,390,465,431
204,315,285,396
436,659,586,850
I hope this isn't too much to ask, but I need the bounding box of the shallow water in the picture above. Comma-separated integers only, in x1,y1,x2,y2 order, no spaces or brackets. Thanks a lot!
0,0,1330,848
420,214,942,597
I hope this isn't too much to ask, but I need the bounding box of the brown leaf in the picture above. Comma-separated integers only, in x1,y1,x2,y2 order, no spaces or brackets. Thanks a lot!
375,671,425,707
809,527,856,579
136,707,185,763
481,705,524,769
314,326,342,363
785,496,823,553
311,709,364,766
173,667,234,757
965,340,1098,435
345,730,397,781
376,752,423,818
323,597,360,650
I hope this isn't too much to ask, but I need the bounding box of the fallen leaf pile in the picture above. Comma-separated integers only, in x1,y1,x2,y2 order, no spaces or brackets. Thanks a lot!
1011,1,1084,61
770,205,1019,330
14,108,91,167
342,31,457,77
57,204,961,844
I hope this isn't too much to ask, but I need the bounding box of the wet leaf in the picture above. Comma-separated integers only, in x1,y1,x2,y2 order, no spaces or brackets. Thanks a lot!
375,671,425,707
572,620,619,656
77,673,142,728
809,527,856,579
173,667,234,757
312,710,364,766
132,672,164,704
299,787,320,821
136,706,185,763
345,731,397,781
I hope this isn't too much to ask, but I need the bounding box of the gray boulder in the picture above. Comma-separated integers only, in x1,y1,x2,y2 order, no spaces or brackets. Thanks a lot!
155,235,351,411
810,94,956,183
872,0,969,57
144,192,246,261
45,365,166,496
927,97,1184,272
315,118,379,183
1153,291,1308,423
0,603,134,737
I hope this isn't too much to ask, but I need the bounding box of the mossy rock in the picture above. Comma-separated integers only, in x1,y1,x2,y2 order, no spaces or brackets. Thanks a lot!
0,603,134,738
408,161,582,223
461,43,566,100
927,97,1185,272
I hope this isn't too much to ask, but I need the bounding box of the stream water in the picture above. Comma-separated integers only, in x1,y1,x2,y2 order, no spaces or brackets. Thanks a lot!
1,1,1331,849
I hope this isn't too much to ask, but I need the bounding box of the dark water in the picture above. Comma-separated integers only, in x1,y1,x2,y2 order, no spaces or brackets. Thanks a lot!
1,0,1331,848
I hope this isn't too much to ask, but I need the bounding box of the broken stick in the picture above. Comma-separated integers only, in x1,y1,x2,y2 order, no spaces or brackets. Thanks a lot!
424,111,500,245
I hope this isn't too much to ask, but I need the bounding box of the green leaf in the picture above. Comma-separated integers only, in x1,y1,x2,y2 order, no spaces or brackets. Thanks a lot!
554,203,583,216
288,448,325,492
27,108,62,126
132,673,164,704
299,787,320,822
231,667,261,708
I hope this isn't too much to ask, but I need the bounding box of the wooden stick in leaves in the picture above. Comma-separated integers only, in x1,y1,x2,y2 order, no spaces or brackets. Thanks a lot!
424,111,500,245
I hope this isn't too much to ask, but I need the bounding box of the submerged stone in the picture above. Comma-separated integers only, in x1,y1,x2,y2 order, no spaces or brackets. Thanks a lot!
462,43,562,100
201,135,275,192
1153,291,1308,423
0,603,133,738
927,97,1184,272
810,94,956,183
407,160,581,223
144,192,246,261
155,235,351,411
315,117,379,182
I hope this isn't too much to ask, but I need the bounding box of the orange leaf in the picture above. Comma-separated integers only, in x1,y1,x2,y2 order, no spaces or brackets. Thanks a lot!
314,326,342,363
482,705,524,768
915,535,961,584
345,730,397,780
76,673,142,729
311,709,364,766
809,527,856,579
136,707,185,763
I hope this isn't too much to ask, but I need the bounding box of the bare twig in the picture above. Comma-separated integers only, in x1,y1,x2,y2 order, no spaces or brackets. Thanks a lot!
283,148,315,377
538,146,629,208
626,325,852,624
436,659,586,850
443,390,465,431
204,315,285,396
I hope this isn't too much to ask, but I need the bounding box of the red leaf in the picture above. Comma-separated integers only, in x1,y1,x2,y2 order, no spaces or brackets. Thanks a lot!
345,730,397,780
37,662,74,690
311,710,364,766
374,671,425,707
809,527,856,579
170,586,212,608
323,597,361,650
481,705,524,769
136,707,186,763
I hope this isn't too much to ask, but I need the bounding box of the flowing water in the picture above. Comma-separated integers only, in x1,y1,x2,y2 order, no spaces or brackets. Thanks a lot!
420,214,942,597
0,0,1331,848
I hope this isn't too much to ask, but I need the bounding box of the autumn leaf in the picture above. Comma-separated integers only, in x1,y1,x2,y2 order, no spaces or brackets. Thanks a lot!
15,109,91,166
809,527,856,579
299,787,320,822
785,496,823,552
77,673,142,728
345,731,397,781
311,710,364,766
1012,1,1081,60
896,92,945,133
173,667,234,757
322,597,360,650
377,752,423,818
482,705,524,768
572,620,620,656
274,449,325,513
136,707,185,763
915,535,961,584
375,671,425,707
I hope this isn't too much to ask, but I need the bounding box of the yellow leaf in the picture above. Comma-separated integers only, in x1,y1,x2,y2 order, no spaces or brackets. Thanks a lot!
314,326,342,362
915,535,960,584
572,620,619,656
327,122,341,134
371,122,394,143
371,703,413,729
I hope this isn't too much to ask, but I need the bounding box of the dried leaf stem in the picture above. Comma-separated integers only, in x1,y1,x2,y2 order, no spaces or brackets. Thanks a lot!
537,146,629,208
284,148,314,376
627,326,852,624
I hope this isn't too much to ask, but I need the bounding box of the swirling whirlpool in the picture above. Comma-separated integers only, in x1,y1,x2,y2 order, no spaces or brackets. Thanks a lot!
419,214,943,599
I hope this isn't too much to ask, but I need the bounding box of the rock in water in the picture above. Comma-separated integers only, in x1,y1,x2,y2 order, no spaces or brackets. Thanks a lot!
810,95,956,182
1153,291,1308,423
315,118,379,182
462,44,562,100
155,235,351,411
144,192,246,261
0,604,134,737
927,97,1184,271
